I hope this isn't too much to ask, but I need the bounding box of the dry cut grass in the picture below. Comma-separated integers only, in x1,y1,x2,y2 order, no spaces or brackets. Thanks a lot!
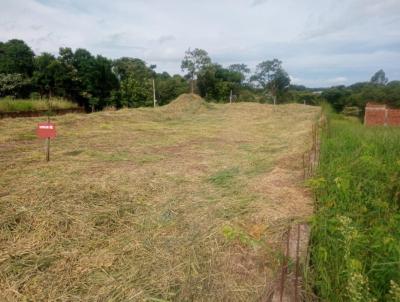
0,94,320,301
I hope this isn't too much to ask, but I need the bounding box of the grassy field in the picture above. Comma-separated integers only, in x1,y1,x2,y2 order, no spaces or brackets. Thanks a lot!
0,97,78,113
0,94,319,301
309,111,400,301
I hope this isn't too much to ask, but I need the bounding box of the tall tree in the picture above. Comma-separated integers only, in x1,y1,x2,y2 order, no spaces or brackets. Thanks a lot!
197,63,242,101
0,39,34,76
370,69,388,85
32,53,62,98
0,73,31,98
67,49,118,110
112,57,154,108
228,64,250,83
251,59,290,104
87,55,119,110
112,57,154,81
57,47,80,101
119,76,152,108
321,86,352,112
155,73,188,105
181,48,211,93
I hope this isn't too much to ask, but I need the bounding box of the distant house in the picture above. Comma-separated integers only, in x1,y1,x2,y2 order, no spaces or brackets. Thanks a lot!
364,102,400,126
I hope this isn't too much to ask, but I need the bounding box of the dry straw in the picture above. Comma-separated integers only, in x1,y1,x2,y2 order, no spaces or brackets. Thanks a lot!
0,94,319,301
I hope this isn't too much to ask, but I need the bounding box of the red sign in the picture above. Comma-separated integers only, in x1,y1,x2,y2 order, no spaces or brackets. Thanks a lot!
37,122,56,139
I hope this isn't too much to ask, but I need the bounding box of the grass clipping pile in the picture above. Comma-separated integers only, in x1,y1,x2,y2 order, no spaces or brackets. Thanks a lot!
160,93,214,117
0,94,319,301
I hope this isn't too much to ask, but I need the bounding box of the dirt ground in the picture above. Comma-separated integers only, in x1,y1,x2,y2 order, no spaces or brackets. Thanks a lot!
0,95,320,301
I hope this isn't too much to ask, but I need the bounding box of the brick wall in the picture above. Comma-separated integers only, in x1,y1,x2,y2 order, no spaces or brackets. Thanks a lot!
364,103,400,126
364,104,387,126
387,109,400,126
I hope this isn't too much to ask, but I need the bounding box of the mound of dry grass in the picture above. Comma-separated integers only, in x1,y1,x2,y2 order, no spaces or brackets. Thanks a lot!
0,100,320,301
160,93,213,117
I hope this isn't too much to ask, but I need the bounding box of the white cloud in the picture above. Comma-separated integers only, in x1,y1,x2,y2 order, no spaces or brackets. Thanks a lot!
251,0,269,6
289,75,302,85
327,77,347,85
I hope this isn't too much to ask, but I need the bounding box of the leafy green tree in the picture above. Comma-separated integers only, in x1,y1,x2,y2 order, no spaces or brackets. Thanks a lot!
370,69,388,85
72,48,96,97
91,55,119,109
155,73,188,105
112,57,155,108
321,86,352,112
0,39,34,76
32,53,63,98
272,68,291,103
251,59,290,104
70,49,118,110
228,64,250,83
54,47,80,102
0,39,34,98
386,81,400,107
321,80,400,112
289,84,308,91
119,76,152,107
113,57,154,81
0,73,31,97
181,48,211,93
197,64,242,101
287,89,321,105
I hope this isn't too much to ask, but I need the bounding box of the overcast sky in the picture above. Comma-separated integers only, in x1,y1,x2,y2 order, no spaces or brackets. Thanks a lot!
1,0,399,87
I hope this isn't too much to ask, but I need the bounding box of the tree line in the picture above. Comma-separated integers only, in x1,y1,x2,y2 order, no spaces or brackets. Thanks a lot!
321,70,400,112
1,39,398,112
0,39,295,110
0,39,187,110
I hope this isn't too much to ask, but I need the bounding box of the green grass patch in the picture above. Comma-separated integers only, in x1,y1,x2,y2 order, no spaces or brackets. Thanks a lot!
16,132,37,141
0,97,78,112
308,110,400,301
222,225,259,247
208,167,239,187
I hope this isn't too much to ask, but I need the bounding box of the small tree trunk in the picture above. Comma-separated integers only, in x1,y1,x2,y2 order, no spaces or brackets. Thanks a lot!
273,95,277,105
191,78,194,94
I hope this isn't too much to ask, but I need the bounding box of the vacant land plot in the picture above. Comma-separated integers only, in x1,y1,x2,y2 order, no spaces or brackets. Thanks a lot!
0,95,319,301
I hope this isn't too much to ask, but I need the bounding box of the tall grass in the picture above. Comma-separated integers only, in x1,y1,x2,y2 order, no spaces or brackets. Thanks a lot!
0,97,78,112
309,110,400,301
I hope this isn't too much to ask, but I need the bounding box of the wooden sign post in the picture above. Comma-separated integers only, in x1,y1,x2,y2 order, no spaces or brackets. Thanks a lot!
36,120,56,162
